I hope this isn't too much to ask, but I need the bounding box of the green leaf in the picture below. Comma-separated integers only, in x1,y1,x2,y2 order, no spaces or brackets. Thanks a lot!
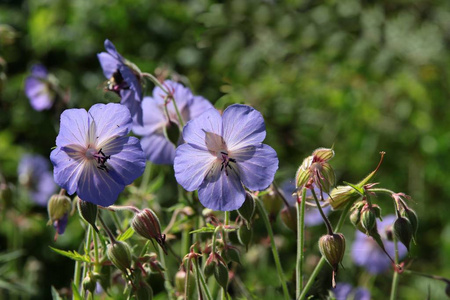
190,224,215,234
117,227,135,241
49,247,90,263
0,250,24,263
51,286,62,300
72,282,82,300
343,181,364,195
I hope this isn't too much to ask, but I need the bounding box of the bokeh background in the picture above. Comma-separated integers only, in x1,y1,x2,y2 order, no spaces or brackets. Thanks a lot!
1,0,450,299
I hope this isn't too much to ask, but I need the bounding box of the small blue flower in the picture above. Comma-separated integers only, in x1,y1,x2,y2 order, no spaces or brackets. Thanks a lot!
132,80,214,164
97,39,143,124
351,215,408,274
50,103,146,206
18,154,57,206
281,182,331,227
333,283,370,300
174,104,279,211
24,64,55,111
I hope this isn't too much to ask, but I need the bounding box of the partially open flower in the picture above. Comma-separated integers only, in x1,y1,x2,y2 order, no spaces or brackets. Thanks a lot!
295,148,335,194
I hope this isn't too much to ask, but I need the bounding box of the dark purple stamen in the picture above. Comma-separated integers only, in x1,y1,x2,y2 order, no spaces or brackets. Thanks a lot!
220,151,236,176
94,148,111,172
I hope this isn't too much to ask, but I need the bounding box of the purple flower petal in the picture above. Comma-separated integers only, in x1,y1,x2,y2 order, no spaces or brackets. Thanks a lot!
50,145,85,195
119,65,142,99
104,39,123,60
187,96,215,120
198,162,245,211
333,283,353,300
24,64,54,111
141,133,176,164
152,80,192,112
182,108,222,149
174,144,216,191
88,103,131,146
120,89,143,125
56,108,89,147
132,97,165,136
222,104,266,150
233,144,278,191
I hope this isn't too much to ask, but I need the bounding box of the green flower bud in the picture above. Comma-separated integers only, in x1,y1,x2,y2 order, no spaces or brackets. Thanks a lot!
393,216,413,252
318,233,346,270
134,281,153,300
163,120,180,147
82,273,98,294
47,194,71,225
238,192,256,226
260,185,283,217
295,155,313,188
361,206,377,233
223,246,241,265
131,208,166,253
237,224,252,251
77,198,98,232
329,185,362,210
280,206,297,232
214,261,229,290
311,162,335,194
401,207,418,243
204,257,217,278
312,148,335,161
107,241,132,274
174,270,194,297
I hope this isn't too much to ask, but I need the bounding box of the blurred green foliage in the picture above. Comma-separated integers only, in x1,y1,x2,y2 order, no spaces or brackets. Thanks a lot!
1,0,450,299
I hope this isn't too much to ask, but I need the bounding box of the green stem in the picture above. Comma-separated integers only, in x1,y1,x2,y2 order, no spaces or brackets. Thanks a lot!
296,187,307,299
181,228,190,258
299,201,352,300
194,258,213,300
370,188,396,196
73,260,82,294
389,235,400,300
185,258,192,300
92,227,100,273
311,188,334,235
255,198,290,300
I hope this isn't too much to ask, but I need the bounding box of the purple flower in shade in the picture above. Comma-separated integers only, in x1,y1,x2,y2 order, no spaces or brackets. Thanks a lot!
333,283,370,300
132,80,214,164
97,39,143,124
24,64,55,111
18,154,57,206
352,215,407,274
281,182,331,227
174,104,278,211
50,103,146,206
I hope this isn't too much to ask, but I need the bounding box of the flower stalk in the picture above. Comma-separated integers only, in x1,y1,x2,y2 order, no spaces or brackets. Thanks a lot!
296,187,307,298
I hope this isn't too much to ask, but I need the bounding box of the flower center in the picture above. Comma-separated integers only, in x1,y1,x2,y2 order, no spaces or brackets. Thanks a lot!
218,150,236,176
107,71,128,93
86,147,111,172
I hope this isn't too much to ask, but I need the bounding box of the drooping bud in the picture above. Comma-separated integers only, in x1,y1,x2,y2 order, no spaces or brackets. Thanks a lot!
77,198,99,232
82,273,98,294
400,207,418,243
47,194,71,224
131,208,166,254
238,192,256,226
349,201,365,233
106,241,132,274
237,224,253,251
318,233,346,288
204,253,217,278
360,205,378,233
214,260,229,290
280,206,297,232
393,216,413,251
163,120,180,146
310,161,335,194
295,155,313,188
260,185,283,217
134,281,153,300
223,245,241,265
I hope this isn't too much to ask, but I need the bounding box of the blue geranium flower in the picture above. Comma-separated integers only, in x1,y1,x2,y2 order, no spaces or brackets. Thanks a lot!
174,104,279,211
132,80,214,164
50,103,146,206
97,39,144,124
351,215,408,274
333,283,370,300
18,154,57,206
24,64,55,111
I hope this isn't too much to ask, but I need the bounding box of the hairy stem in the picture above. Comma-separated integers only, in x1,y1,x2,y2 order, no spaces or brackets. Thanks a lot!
296,187,307,298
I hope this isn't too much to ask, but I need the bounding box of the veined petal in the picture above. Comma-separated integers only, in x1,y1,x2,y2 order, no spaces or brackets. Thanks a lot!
187,96,215,120
140,133,176,164
233,144,278,191
182,108,222,149
198,163,245,211
174,143,216,191
119,65,142,99
97,52,119,79
120,89,143,125
50,147,85,195
88,103,132,147
104,39,123,61
102,136,146,185
77,162,124,206
132,97,165,136
222,104,266,150
56,108,89,147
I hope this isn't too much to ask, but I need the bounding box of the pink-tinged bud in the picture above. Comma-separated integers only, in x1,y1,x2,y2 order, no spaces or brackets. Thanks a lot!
400,207,418,243
280,206,297,232
106,241,132,274
393,216,413,252
329,185,362,210
311,162,335,194
312,147,334,162
238,192,256,226
77,198,98,232
295,155,313,188
131,209,166,254
318,233,346,288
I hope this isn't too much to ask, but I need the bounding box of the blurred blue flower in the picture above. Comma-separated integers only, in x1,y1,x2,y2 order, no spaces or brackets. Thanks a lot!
174,104,278,211
351,214,408,274
333,282,370,300
132,80,214,164
18,154,57,206
50,103,146,206
97,39,144,124
24,64,55,111
281,182,331,227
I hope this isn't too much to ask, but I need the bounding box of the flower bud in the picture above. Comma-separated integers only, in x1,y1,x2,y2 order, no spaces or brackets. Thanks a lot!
223,246,241,265
47,194,71,224
393,216,413,251
77,198,98,232
163,120,180,146
134,281,153,300
238,192,256,226
131,208,166,253
214,261,229,290
82,273,98,294
280,206,297,232
400,207,418,243
107,241,132,274
311,162,335,194
175,270,194,297
361,206,377,233
295,155,313,188
329,185,362,210
260,185,283,217
237,224,252,251
318,233,346,270
204,255,217,278
312,148,335,161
